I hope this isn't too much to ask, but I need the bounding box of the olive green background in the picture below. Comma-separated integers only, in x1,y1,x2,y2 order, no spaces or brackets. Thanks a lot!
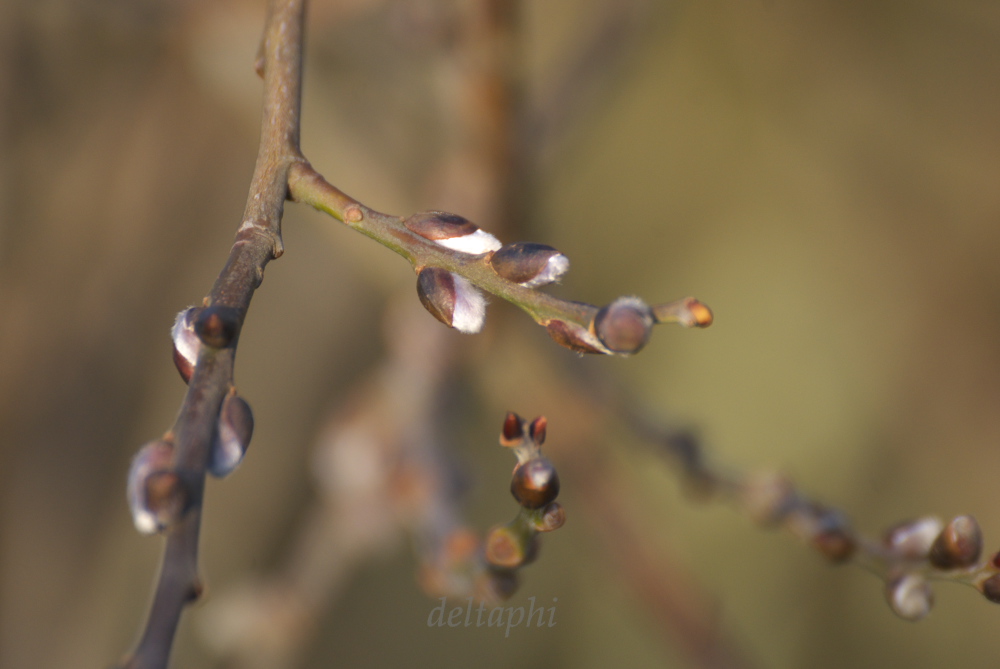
2,1,1000,667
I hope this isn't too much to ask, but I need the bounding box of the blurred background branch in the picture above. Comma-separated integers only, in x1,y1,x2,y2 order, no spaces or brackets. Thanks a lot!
2,1,1000,668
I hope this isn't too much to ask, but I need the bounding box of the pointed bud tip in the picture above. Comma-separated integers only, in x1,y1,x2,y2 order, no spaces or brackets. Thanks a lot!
529,416,547,445
501,412,524,445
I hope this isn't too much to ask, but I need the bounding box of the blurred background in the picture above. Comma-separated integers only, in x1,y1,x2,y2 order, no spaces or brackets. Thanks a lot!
2,0,1000,667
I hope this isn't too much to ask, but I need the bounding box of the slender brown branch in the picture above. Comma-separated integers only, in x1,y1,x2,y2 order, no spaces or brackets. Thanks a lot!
119,1,305,668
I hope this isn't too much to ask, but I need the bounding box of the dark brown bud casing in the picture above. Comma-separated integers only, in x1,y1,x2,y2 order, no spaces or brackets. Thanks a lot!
489,243,569,287
208,394,255,478
416,267,487,334
404,211,501,254
528,416,547,445
545,319,609,355
511,458,560,509
172,308,200,383
593,297,654,355
929,515,982,569
194,304,241,349
501,412,525,446
127,440,187,535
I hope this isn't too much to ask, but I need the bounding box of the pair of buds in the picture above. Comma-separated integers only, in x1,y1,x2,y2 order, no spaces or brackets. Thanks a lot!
407,211,569,335
484,413,565,570
128,392,254,535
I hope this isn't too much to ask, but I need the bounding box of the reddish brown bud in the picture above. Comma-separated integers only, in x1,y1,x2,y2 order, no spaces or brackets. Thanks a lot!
929,515,983,569
489,243,569,287
811,508,857,563
593,297,654,355
545,319,609,354
511,458,560,509
416,267,486,334
501,412,524,445
194,305,240,349
127,440,188,535
535,502,566,532
208,394,254,478
171,308,199,383
981,574,1000,604
886,574,933,621
403,211,501,254
528,416,547,445
883,517,943,561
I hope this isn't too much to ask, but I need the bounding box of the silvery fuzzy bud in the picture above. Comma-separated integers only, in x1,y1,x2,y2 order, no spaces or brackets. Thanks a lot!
403,211,502,255
208,394,255,478
928,515,983,569
127,439,187,535
416,267,487,334
886,573,933,621
592,297,654,355
545,319,610,354
510,458,560,510
883,517,944,561
489,243,569,287
172,308,200,383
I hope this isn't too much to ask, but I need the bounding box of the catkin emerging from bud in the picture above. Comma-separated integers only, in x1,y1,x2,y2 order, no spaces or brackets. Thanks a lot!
172,308,200,383
127,440,187,535
404,211,502,255
416,267,487,334
208,394,255,478
489,243,569,287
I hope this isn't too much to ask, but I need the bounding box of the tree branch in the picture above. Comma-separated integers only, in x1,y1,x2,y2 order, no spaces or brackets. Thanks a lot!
119,1,305,667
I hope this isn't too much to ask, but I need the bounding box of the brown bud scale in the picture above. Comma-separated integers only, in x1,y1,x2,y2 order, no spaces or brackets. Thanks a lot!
195,305,240,349
501,412,524,445
416,267,456,327
929,515,983,569
489,243,563,284
545,319,608,354
404,211,479,241
511,458,560,509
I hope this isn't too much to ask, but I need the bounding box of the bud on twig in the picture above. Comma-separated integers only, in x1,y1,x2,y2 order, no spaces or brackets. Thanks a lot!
172,308,200,383
534,502,566,532
883,517,944,561
208,393,255,478
886,573,933,621
416,267,487,334
545,319,610,354
501,411,525,446
929,515,982,569
485,524,536,569
980,573,1000,604
403,211,502,255
194,305,241,349
489,243,569,287
592,297,654,355
652,297,714,328
127,440,188,535
511,458,560,510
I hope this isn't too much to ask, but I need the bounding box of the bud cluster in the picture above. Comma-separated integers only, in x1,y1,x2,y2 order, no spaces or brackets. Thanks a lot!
484,413,565,573
403,211,713,356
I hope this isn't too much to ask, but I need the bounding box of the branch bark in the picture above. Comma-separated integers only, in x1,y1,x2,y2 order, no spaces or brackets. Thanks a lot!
119,1,305,667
